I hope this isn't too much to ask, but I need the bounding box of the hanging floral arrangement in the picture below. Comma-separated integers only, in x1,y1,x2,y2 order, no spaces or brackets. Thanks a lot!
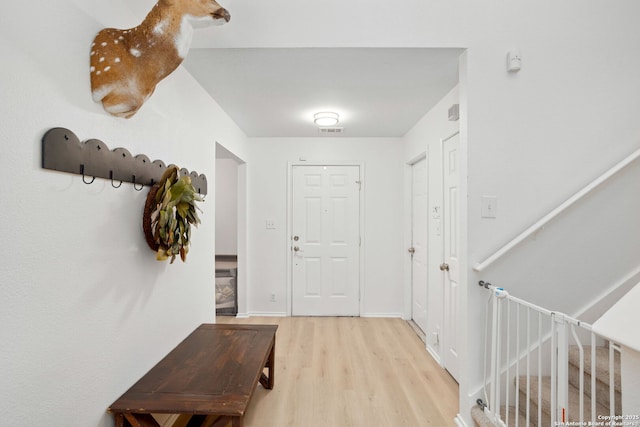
143,165,202,263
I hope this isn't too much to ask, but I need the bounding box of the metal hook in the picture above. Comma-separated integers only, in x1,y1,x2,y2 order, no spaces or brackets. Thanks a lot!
80,164,95,184
110,171,122,188
132,175,144,191
197,188,206,202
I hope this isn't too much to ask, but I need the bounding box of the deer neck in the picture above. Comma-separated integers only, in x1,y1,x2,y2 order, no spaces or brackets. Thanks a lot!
129,1,195,61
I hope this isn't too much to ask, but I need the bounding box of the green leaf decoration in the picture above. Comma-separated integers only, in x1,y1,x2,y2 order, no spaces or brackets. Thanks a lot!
145,165,203,263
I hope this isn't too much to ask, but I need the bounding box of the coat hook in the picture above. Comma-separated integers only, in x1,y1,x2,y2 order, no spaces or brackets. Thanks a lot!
81,164,95,184
132,175,144,191
110,171,122,188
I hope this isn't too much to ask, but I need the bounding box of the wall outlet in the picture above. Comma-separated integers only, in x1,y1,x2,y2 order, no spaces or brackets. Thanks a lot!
481,196,498,218
270,293,276,302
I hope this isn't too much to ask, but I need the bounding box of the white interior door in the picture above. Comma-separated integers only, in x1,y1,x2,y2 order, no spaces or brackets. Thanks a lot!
411,157,428,333
442,133,460,381
291,165,361,316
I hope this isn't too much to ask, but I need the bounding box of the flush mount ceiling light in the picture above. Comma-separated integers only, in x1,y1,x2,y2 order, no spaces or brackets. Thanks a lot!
313,112,339,127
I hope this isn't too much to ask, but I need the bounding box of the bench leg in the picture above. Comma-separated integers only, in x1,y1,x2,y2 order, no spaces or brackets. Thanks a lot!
259,339,275,390
123,413,160,427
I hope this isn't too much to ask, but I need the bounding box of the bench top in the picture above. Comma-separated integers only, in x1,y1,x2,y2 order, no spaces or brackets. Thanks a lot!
109,323,277,416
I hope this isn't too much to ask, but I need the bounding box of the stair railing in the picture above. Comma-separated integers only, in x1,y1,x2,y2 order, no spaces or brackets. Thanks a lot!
478,281,621,426
474,147,640,273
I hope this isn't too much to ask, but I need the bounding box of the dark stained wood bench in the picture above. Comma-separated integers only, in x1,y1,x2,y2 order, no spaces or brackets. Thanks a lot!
108,324,277,427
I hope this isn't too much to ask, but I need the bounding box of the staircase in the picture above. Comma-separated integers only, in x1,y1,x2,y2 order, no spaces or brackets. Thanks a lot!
472,345,621,426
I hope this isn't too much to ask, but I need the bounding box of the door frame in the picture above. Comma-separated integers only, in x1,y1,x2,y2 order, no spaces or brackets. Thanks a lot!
214,142,248,317
286,161,365,317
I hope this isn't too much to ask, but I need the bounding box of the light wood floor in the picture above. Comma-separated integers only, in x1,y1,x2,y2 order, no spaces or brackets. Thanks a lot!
214,316,460,427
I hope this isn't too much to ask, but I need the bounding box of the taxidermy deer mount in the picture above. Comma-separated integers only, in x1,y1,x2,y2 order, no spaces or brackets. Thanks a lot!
90,0,230,119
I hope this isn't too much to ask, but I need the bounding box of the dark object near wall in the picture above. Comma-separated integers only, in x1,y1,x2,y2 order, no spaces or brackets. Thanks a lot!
41,127,208,195
215,255,238,316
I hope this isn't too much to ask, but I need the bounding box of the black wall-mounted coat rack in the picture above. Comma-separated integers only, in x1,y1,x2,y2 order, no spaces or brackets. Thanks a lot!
41,127,208,195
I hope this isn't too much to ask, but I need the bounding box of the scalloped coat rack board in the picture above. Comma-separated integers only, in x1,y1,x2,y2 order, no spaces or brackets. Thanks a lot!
41,127,208,195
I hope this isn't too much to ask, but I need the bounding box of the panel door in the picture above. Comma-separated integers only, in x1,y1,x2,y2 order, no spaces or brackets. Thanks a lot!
291,165,360,316
443,133,460,381
411,156,428,333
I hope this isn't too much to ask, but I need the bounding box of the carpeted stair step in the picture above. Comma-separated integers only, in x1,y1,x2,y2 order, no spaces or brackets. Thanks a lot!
471,404,534,427
518,375,609,425
568,345,621,413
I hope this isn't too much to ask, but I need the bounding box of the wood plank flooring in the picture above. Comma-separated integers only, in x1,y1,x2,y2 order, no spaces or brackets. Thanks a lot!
210,316,460,427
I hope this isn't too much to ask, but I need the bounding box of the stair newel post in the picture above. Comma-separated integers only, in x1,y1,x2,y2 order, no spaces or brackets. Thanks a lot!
555,314,570,424
591,333,597,421
489,292,502,423
609,344,617,421
570,323,585,425
550,314,558,423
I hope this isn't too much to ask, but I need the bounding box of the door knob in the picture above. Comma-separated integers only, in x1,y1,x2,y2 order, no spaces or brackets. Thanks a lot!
293,246,303,252
408,247,416,254
439,263,450,271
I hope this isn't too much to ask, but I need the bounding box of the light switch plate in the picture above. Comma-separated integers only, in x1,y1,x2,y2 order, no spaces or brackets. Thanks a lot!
481,196,498,218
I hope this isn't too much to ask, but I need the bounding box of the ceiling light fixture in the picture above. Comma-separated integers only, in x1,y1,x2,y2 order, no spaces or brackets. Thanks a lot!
314,112,339,127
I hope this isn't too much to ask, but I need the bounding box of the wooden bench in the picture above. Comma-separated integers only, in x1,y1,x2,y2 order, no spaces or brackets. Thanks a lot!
108,324,277,427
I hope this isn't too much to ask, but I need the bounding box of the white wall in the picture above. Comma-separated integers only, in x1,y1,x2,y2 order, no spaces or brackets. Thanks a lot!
215,159,239,255
0,1,246,426
403,86,460,360
245,138,404,317
4,0,640,425
191,1,640,423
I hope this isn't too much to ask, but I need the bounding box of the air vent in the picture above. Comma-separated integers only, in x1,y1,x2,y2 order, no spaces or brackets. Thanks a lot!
448,104,460,121
318,127,344,134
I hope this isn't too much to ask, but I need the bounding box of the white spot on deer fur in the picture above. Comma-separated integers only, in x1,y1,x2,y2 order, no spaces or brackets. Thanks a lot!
153,20,168,35
106,103,135,115
129,48,142,57
99,57,105,63
119,36,124,40
91,51,95,56
90,66,95,72
114,40,119,44
101,42,107,46
188,14,218,29
104,66,111,72
92,84,113,102
115,58,121,63
96,71,101,75
175,16,196,58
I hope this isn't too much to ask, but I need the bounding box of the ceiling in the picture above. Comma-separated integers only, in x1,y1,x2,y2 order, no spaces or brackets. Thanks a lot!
182,48,462,138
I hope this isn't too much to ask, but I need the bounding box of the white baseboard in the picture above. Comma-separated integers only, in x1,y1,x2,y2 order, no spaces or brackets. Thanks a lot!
246,311,288,317
361,312,404,318
454,413,467,427
240,312,407,318
426,345,443,366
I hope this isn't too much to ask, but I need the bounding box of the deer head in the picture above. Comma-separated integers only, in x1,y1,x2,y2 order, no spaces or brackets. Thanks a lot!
90,0,230,118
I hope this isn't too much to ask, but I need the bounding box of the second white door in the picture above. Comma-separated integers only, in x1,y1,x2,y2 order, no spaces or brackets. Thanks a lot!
442,133,461,381
291,165,361,316
411,157,428,333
